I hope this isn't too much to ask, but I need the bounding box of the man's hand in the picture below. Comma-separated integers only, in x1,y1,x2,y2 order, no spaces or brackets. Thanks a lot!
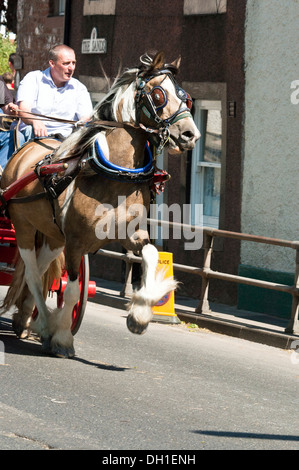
1,102,18,115
32,119,48,137
8,103,18,114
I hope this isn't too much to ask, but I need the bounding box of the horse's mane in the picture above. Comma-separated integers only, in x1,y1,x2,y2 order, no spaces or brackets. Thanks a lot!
93,51,178,122
93,67,139,122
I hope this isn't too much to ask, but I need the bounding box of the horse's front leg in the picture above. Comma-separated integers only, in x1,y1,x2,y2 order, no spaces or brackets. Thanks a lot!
48,250,81,358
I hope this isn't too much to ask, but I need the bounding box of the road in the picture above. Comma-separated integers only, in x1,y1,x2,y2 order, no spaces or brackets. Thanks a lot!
0,286,298,451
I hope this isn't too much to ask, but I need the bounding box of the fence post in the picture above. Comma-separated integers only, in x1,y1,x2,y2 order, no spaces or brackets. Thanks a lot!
285,246,299,334
196,232,213,314
120,251,134,297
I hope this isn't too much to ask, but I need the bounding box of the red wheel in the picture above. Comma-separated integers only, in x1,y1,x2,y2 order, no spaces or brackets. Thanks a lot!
70,255,90,335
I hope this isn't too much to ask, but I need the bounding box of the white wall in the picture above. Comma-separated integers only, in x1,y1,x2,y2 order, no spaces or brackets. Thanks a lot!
241,0,299,272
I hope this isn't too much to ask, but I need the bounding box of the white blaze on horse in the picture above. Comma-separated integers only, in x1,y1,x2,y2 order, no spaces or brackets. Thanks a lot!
0,51,200,358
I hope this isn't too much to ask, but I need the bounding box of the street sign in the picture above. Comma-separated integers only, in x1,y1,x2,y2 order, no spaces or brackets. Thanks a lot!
81,27,107,54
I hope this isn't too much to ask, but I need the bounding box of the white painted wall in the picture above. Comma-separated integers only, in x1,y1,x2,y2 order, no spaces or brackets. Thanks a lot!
241,0,299,272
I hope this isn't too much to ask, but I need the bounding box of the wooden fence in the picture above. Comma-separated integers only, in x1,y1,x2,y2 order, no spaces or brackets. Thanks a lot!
96,219,299,335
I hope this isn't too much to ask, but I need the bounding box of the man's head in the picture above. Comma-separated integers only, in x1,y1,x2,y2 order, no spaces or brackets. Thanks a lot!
8,53,16,75
48,44,76,88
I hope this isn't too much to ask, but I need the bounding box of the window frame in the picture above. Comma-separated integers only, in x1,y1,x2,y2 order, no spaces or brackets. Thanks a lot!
182,82,227,231
184,0,227,15
190,99,222,228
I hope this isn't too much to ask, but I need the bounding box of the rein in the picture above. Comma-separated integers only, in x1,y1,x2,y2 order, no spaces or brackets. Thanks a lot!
4,109,82,126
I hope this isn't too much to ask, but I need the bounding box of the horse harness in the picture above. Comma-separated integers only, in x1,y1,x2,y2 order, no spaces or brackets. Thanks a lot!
135,68,193,152
6,130,169,209
4,68,190,214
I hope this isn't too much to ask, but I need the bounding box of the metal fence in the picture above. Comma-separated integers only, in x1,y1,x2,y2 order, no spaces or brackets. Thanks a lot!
96,219,299,335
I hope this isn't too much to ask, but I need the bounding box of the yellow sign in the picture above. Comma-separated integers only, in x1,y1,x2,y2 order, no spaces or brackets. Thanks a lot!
152,252,179,324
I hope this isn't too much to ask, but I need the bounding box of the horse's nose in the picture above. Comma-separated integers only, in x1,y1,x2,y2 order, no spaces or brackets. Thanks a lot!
182,130,195,140
182,129,201,146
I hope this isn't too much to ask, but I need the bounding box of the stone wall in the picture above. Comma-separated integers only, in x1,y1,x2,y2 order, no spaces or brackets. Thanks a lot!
241,0,299,272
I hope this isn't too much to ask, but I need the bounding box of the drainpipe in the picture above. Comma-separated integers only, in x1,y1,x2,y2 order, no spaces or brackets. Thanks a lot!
64,0,71,46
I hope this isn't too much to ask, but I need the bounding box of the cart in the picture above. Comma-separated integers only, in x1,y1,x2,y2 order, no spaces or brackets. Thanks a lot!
0,160,97,335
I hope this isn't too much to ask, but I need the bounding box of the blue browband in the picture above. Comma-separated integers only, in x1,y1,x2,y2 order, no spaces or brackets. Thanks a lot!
88,137,155,182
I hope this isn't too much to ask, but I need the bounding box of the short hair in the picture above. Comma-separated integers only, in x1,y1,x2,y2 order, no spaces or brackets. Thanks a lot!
9,53,16,65
2,72,14,84
48,44,75,62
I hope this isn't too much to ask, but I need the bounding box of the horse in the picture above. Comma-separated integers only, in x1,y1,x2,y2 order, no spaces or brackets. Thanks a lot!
0,51,200,358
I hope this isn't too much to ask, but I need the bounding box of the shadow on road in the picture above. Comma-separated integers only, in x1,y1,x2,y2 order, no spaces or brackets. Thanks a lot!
193,430,299,441
73,356,130,372
0,316,45,358
0,316,131,372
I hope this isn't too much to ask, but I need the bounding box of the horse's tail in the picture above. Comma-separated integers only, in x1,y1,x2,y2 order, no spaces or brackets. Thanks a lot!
126,244,178,334
0,232,65,313
0,254,27,312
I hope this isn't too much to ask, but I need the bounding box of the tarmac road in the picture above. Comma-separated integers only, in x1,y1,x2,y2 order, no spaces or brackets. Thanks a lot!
0,286,298,451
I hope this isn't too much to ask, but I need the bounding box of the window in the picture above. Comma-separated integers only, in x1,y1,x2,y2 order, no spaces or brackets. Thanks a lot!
59,0,65,15
184,0,227,15
83,0,116,15
190,100,222,228
49,0,65,16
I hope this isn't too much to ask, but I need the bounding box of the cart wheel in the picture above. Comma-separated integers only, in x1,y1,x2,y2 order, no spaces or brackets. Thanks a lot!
32,255,91,336
70,254,90,335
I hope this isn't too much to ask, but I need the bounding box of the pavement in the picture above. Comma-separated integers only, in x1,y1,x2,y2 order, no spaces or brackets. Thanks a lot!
89,277,299,350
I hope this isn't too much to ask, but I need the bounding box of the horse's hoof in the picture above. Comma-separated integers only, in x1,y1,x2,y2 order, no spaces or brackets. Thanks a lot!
50,343,75,359
126,315,148,335
14,327,29,339
41,337,52,353
12,321,29,339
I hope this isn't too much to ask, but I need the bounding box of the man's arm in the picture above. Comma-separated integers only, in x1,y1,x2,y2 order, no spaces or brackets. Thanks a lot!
18,100,48,137
0,79,16,115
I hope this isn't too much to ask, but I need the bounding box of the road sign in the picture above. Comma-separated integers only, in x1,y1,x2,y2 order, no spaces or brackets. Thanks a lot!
152,252,180,324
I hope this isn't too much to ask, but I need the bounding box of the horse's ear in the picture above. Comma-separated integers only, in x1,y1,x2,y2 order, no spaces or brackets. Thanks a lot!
170,56,181,71
151,51,165,71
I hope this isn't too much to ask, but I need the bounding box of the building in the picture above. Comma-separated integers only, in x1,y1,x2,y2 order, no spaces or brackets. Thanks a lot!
239,0,299,316
14,0,298,318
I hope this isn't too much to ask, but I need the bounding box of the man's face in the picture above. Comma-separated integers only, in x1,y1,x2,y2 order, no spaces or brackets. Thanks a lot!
50,49,76,87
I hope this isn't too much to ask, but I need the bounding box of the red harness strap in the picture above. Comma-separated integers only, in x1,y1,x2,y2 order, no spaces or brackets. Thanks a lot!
152,170,170,194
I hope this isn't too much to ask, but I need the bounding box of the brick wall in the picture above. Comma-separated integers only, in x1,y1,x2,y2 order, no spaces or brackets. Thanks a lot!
16,0,65,78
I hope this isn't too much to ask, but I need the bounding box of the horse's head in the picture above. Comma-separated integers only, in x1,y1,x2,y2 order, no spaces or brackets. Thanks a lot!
135,51,200,153
94,51,200,154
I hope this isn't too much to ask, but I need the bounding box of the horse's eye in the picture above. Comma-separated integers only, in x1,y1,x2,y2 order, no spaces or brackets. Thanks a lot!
150,87,167,109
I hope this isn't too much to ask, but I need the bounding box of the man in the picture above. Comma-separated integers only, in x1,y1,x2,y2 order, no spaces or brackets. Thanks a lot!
2,72,14,90
16,44,93,140
8,53,16,82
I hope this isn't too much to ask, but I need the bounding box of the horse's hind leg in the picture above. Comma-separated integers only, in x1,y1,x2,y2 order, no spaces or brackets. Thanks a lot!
17,241,64,342
12,239,64,339
12,288,34,339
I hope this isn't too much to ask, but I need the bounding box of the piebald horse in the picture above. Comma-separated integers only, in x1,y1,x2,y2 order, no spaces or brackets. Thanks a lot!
0,51,200,358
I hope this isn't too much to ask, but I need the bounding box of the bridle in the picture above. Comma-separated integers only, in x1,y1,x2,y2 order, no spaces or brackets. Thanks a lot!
135,69,193,152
